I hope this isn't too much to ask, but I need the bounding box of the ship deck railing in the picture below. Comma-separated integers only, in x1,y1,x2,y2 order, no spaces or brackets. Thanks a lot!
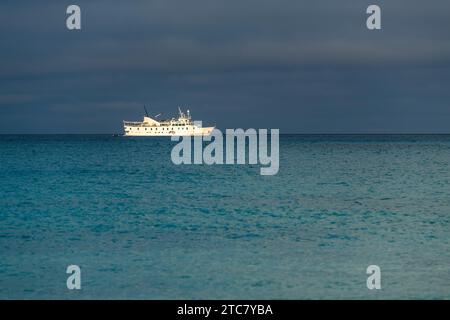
123,121,193,127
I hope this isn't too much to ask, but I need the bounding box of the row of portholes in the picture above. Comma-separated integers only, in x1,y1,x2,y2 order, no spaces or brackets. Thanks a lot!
135,127,189,131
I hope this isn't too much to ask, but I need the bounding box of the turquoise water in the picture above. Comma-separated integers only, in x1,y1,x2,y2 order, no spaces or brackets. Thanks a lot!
0,134,449,299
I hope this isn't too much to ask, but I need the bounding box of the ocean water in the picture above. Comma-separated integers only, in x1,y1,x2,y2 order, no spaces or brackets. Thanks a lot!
0,134,449,299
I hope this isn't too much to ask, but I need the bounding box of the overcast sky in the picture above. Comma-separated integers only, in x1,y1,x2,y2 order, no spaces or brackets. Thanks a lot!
0,0,449,133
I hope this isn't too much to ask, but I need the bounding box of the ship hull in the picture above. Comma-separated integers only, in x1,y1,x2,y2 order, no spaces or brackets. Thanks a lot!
123,126,214,137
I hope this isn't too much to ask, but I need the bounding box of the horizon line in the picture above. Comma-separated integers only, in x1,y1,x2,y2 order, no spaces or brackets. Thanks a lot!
2,133,450,136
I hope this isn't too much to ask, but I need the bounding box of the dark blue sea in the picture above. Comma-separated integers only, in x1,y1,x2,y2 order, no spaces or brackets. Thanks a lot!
0,134,449,299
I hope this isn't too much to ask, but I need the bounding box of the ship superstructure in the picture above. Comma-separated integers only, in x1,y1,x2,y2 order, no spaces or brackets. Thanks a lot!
123,107,214,136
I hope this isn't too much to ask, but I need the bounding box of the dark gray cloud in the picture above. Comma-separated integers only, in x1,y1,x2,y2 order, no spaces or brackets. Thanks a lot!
1,0,449,133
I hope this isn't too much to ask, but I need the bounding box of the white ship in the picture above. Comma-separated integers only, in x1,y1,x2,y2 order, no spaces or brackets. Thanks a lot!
123,107,214,136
